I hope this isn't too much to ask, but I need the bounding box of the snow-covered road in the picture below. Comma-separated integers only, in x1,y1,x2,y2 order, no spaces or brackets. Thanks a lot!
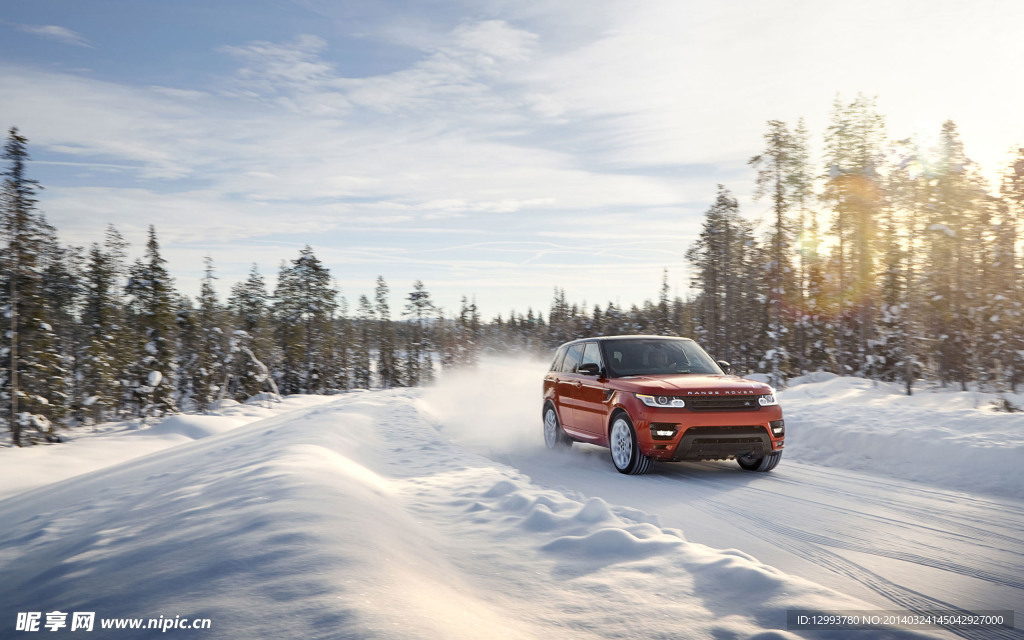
490,448,1024,632
0,359,1021,639
422,358,1024,640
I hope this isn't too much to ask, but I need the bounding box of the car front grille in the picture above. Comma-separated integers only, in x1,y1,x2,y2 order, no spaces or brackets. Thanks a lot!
672,425,771,461
685,395,760,411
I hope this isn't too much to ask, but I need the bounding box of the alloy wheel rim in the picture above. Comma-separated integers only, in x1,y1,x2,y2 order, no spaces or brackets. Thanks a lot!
544,410,557,447
611,419,632,468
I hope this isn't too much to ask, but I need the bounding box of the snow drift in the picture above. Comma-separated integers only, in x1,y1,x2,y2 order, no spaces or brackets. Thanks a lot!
782,375,1024,498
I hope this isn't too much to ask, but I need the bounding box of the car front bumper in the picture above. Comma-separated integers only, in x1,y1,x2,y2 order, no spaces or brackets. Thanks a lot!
635,406,785,461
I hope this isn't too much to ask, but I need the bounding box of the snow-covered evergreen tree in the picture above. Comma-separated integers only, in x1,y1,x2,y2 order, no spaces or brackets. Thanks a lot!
176,257,228,411
750,119,797,385
403,280,435,386
821,94,886,376
2,127,63,444
456,296,481,366
272,247,337,394
341,295,354,391
79,237,128,423
125,226,179,418
352,295,374,388
922,121,987,390
686,185,761,373
227,263,273,400
374,276,397,388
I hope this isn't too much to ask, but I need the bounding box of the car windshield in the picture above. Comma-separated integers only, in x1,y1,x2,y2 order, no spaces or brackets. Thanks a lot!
601,338,722,376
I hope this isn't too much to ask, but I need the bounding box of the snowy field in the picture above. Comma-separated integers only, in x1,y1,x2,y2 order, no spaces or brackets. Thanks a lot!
0,359,1021,639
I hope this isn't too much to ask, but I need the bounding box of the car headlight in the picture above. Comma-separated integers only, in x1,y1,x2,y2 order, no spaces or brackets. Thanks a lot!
758,393,778,406
636,394,685,408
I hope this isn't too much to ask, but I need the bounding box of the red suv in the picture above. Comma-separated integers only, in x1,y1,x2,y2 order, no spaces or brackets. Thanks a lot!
542,336,784,475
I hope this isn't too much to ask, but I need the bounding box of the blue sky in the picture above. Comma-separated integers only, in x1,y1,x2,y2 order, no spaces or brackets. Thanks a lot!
2,0,1023,319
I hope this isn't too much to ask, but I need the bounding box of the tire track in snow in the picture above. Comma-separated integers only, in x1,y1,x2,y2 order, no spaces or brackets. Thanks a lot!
670,473,1024,640
658,470,1024,591
752,474,1006,545
767,465,1024,545
701,500,1022,640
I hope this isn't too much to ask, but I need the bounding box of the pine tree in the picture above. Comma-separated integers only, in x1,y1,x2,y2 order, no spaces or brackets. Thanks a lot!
686,185,759,372
2,127,63,444
125,225,178,418
548,288,571,346
403,280,435,385
374,276,397,388
80,237,129,423
38,235,81,425
272,247,337,394
591,304,605,336
923,121,987,389
193,256,227,410
330,294,351,392
353,295,375,388
821,94,886,376
996,148,1024,396
882,136,934,393
227,263,273,400
229,264,269,336
175,294,200,409
655,269,672,335
750,120,796,385
788,118,816,374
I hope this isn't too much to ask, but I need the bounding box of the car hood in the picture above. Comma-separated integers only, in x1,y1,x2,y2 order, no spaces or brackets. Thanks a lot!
610,375,772,396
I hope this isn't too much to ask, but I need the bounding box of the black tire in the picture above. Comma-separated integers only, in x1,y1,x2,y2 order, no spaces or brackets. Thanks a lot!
737,450,782,472
608,413,651,475
543,404,573,450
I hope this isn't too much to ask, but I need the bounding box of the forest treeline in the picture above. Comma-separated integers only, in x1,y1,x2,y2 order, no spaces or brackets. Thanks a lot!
686,95,1022,400
540,97,1023,404
3,94,1023,444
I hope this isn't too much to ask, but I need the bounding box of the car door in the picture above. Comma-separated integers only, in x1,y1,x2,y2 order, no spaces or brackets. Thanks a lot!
572,341,608,438
555,343,585,429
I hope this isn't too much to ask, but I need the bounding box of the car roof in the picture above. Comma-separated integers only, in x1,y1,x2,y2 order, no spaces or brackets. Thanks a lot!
558,335,695,348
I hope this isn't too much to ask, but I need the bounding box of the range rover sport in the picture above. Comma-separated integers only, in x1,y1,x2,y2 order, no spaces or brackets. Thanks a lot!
542,335,785,475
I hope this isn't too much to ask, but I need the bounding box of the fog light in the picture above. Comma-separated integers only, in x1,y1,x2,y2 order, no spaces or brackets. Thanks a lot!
650,423,678,440
769,419,785,436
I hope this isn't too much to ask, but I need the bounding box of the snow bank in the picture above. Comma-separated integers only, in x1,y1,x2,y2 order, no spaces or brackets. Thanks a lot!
0,395,338,502
780,376,1024,498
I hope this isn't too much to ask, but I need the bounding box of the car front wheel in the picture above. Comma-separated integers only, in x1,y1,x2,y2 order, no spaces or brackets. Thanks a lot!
737,451,782,472
609,414,651,475
543,405,572,450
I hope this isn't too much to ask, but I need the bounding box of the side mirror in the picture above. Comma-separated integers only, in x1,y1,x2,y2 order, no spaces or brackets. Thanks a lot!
577,362,601,376
716,360,733,375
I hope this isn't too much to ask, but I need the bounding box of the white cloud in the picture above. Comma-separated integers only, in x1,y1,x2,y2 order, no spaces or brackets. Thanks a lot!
0,65,207,179
16,24,92,48
451,20,538,63
218,35,353,115
5,1,1024,315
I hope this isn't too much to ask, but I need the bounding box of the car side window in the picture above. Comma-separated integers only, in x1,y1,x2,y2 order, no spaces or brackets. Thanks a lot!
549,346,567,372
579,342,603,374
560,343,585,373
